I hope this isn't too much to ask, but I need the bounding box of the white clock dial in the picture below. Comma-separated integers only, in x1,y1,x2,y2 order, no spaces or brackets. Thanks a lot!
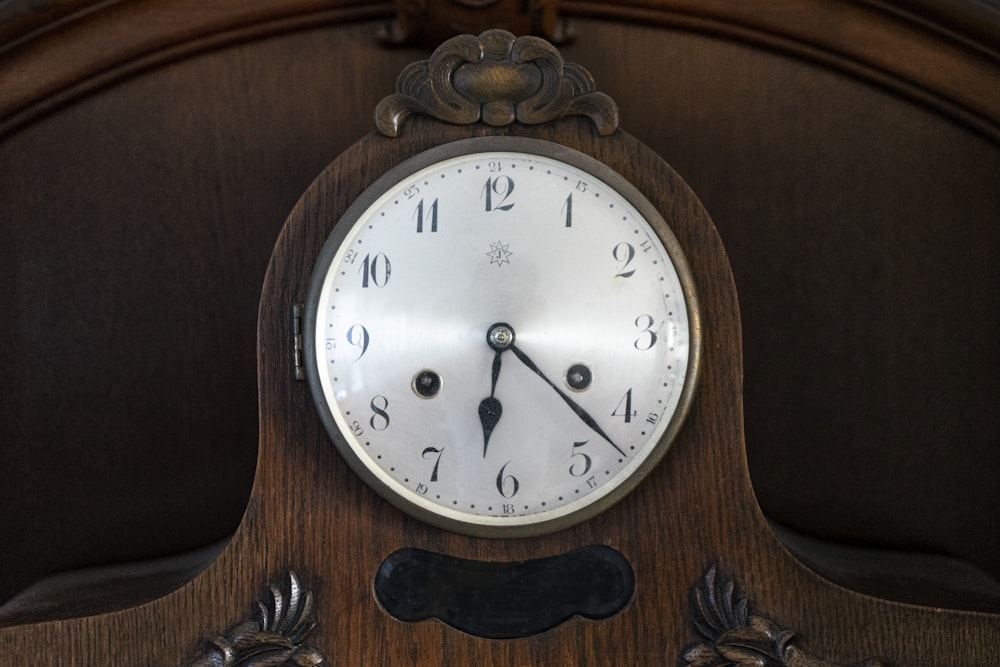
305,137,699,537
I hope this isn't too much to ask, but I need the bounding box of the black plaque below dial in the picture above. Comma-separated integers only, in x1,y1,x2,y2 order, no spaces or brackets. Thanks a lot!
374,545,635,639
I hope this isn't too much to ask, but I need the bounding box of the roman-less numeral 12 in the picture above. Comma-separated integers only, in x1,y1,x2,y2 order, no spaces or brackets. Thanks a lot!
483,176,515,211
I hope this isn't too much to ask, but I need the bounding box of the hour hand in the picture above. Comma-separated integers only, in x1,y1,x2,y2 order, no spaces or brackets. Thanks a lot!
510,344,625,456
479,334,507,457
479,395,502,458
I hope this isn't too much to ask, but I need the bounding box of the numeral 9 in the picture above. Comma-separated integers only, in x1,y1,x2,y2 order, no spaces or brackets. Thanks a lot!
346,324,370,360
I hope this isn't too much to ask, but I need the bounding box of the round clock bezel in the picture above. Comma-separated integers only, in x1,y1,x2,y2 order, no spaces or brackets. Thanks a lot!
303,136,702,538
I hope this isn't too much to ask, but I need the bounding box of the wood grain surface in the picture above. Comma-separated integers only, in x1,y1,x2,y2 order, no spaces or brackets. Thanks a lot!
0,1,998,663
4,114,998,665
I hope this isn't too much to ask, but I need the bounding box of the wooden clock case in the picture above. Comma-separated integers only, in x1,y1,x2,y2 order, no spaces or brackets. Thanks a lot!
1,2,999,664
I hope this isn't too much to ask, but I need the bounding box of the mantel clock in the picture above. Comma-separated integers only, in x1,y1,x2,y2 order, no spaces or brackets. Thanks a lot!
1,7,999,667
290,28,713,639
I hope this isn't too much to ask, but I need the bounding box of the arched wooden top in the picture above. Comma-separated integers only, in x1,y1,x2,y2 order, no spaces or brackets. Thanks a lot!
1,1,998,139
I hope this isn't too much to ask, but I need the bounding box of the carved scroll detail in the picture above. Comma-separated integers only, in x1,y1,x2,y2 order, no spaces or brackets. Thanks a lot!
374,29,619,137
188,571,325,667
684,567,886,667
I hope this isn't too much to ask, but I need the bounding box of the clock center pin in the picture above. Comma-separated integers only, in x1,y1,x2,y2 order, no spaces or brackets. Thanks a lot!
487,323,515,351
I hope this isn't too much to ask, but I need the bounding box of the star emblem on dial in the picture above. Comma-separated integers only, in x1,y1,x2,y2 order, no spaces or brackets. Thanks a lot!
486,240,513,267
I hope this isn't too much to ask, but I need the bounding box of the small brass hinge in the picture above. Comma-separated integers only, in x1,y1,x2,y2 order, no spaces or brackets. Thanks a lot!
292,303,305,381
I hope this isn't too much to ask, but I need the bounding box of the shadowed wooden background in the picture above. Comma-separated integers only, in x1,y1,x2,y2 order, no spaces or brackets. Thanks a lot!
0,0,998,659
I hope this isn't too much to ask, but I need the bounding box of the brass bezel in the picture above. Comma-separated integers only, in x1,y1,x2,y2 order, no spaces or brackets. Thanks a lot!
304,136,702,538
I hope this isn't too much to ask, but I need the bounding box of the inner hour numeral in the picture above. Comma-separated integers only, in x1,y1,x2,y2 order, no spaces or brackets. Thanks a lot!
369,395,390,431
612,388,637,423
482,176,515,212
496,461,520,498
359,252,391,288
634,314,658,350
562,183,588,228
569,440,592,477
345,324,370,360
613,242,636,278
414,198,438,233
562,193,573,227
421,446,445,482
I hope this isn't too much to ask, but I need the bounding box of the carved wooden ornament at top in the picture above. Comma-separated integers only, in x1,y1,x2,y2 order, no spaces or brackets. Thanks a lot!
374,29,619,137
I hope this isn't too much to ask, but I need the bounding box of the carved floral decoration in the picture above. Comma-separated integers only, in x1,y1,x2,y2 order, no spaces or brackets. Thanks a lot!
188,571,325,667
374,29,618,137
684,566,886,667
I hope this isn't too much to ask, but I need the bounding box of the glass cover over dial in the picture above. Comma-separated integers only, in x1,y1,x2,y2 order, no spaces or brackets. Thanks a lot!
305,137,699,537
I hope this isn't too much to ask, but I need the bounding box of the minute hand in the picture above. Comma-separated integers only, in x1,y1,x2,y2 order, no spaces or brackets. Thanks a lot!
509,344,625,457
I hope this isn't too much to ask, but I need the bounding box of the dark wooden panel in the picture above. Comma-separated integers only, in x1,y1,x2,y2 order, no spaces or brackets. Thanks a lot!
0,2,394,135
0,20,424,605
1,104,996,667
567,0,1000,138
3,1,998,138
0,0,997,652
556,20,1000,590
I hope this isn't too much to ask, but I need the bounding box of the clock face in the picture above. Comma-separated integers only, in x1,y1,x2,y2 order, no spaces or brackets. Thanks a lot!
305,137,699,537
